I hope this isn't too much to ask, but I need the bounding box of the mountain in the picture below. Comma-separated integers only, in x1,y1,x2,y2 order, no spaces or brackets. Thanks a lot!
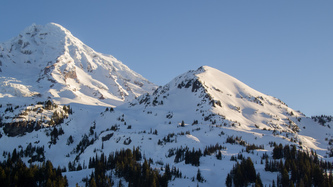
1,24,333,187
129,66,302,133
0,23,157,106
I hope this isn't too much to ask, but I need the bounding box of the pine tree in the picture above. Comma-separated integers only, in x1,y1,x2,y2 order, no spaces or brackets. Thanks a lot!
281,168,290,187
313,165,324,186
225,173,232,187
216,151,222,160
196,169,204,182
245,157,256,182
255,173,263,187
90,178,97,187
0,167,6,184
165,164,171,180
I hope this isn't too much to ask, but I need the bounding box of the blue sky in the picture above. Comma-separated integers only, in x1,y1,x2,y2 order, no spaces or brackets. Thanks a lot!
1,1,332,116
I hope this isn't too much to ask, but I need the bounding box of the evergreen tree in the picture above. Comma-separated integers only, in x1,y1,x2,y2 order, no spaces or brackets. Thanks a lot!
165,164,171,180
90,178,97,187
196,169,204,182
255,172,263,187
280,168,290,186
225,173,232,187
245,157,256,182
181,120,185,127
226,157,262,187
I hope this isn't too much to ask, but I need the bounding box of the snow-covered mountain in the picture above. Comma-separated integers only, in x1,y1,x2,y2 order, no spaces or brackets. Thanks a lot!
0,23,157,106
129,66,303,134
1,24,333,187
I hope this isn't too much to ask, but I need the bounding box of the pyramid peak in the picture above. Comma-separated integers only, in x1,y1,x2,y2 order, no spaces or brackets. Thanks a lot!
18,23,72,39
45,22,71,33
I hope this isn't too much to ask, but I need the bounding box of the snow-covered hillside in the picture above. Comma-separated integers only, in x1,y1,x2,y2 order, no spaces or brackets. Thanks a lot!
1,24,333,187
0,23,157,107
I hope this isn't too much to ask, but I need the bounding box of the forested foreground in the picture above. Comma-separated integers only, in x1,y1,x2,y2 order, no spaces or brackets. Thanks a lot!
226,144,333,187
0,155,68,187
83,147,182,187
3,143,333,187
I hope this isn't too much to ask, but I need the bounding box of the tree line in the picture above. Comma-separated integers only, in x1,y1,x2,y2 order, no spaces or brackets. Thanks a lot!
267,144,333,187
227,144,333,187
0,149,67,187
84,147,182,187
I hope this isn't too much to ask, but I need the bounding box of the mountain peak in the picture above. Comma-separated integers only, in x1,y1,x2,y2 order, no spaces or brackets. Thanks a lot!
20,22,72,38
130,65,302,134
199,65,212,70
0,23,157,106
46,22,69,30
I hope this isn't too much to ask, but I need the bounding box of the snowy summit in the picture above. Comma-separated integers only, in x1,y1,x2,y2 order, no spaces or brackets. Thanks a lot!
0,23,157,107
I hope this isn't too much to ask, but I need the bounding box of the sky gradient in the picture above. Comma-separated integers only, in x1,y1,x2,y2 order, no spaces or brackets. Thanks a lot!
1,1,332,116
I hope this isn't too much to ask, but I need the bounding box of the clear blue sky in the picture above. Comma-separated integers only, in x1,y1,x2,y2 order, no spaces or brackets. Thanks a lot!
1,1,332,116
